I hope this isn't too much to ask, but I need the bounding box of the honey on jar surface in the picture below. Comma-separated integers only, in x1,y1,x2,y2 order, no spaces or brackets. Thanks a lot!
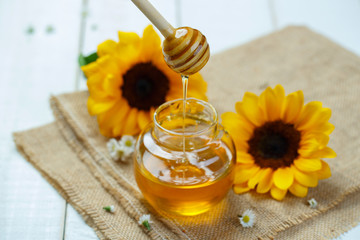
134,99,235,216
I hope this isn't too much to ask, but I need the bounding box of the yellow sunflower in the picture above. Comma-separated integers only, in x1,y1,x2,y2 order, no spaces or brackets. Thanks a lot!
221,85,336,200
81,25,207,137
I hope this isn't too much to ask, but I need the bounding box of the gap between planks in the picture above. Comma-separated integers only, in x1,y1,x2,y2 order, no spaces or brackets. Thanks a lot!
75,0,89,91
61,0,89,239
60,202,68,240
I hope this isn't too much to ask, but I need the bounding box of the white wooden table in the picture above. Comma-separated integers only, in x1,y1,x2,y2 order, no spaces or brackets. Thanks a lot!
1,0,360,239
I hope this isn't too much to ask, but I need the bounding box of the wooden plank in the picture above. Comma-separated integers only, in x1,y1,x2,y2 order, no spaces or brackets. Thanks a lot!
340,227,360,240
179,0,274,54
64,205,98,240
273,0,360,56
0,0,82,239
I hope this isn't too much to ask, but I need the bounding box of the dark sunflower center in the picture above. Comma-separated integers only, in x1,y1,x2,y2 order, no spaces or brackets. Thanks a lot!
247,120,301,170
136,78,153,98
121,63,170,111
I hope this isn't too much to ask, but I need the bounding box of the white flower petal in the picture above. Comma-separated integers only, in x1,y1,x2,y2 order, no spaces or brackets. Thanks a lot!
120,135,136,149
110,205,115,213
138,214,151,225
239,209,255,228
308,198,318,208
107,138,122,160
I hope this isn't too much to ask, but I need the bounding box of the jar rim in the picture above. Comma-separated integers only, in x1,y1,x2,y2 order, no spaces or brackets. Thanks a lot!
153,98,218,137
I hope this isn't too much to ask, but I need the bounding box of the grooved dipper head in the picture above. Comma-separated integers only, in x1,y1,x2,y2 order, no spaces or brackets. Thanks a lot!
163,27,210,76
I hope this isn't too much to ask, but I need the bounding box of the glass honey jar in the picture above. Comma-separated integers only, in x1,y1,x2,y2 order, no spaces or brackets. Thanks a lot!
134,98,236,216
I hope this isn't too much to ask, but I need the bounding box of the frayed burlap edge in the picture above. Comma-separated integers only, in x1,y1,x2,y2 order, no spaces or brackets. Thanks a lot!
50,96,193,240
13,125,108,240
263,183,360,239
276,189,360,240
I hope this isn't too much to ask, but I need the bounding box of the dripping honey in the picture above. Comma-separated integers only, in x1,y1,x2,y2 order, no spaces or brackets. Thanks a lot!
134,66,235,216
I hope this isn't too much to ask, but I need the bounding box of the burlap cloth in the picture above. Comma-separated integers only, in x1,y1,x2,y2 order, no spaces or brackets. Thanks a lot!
13,26,360,239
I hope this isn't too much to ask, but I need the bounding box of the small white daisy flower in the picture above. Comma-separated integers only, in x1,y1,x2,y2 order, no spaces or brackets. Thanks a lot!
308,198,318,209
120,135,136,151
238,209,255,228
119,146,133,162
107,138,131,162
119,135,136,161
103,205,115,213
138,214,152,230
107,139,122,160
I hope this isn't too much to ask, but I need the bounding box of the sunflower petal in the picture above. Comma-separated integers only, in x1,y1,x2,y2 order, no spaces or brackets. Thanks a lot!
296,102,332,132
88,83,109,100
316,160,331,180
122,108,140,135
310,147,337,159
292,166,318,187
86,70,104,88
233,182,251,194
256,168,273,194
281,90,304,123
235,92,264,127
221,112,250,152
307,108,332,130
82,61,100,78
98,99,130,137
221,112,253,141
248,168,267,189
236,151,255,164
97,40,117,57
273,167,294,190
87,97,117,115
316,122,335,135
295,101,322,128
293,158,322,172
118,31,140,45
103,74,121,98
96,55,120,76
259,85,285,121
188,73,207,94
234,165,260,184
114,31,141,64
298,138,320,158
140,25,161,61
301,132,330,148
98,98,129,125
316,135,330,148
289,181,308,197
270,186,287,200
137,110,151,130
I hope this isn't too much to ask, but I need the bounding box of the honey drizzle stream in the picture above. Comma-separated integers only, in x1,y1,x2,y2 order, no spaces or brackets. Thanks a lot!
181,75,189,165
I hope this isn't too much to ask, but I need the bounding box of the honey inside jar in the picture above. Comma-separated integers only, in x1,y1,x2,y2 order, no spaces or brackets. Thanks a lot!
134,99,236,216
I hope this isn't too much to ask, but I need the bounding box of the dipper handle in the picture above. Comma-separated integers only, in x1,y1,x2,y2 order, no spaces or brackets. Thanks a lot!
131,0,175,38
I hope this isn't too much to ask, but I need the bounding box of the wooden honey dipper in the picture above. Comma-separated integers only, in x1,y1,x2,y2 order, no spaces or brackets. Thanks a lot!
131,0,210,75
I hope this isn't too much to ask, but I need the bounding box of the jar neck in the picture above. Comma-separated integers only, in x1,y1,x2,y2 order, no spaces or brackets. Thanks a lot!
153,98,218,149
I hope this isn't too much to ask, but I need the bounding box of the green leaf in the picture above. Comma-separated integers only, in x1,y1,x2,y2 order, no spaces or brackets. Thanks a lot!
103,206,111,212
78,54,87,67
78,52,98,67
142,221,151,230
